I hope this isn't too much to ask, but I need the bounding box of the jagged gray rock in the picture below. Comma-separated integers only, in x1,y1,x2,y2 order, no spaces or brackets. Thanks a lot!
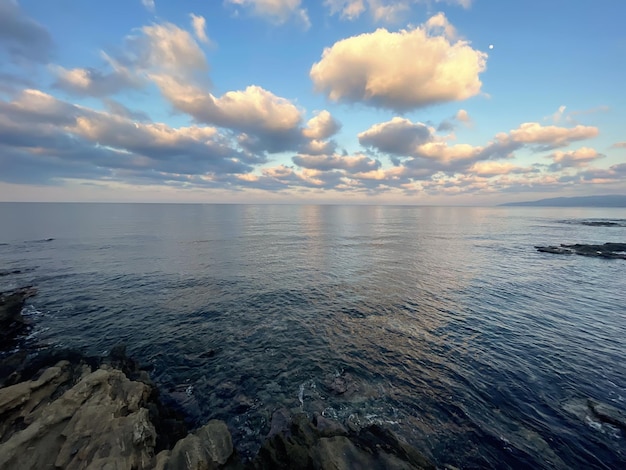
0,363,158,470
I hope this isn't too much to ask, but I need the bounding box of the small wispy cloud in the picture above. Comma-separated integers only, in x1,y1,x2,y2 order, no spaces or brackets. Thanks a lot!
141,0,155,13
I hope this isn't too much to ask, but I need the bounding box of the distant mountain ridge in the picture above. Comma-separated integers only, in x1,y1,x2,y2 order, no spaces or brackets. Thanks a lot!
501,195,626,207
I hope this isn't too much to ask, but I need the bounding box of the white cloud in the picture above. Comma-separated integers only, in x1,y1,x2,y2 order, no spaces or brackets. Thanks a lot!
53,53,143,97
324,0,365,20
507,122,599,149
468,161,531,177
548,147,603,168
293,153,379,173
455,109,471,123
226,0,310,28
141,0,155,13
325,0,472,22
303,110,341,140
359,117,434,155
190,14,210,44
151,75,303,152
134,22,208,74
310,14,487,112
369,0,409,23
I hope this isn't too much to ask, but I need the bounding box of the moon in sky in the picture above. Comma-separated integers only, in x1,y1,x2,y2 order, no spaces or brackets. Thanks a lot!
489,44,494,49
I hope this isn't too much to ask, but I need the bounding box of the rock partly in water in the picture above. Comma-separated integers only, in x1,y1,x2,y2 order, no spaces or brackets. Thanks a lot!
588,399,626,431
535,243,626,259
252,411,435,470
0,286,37,348
157,420,239,469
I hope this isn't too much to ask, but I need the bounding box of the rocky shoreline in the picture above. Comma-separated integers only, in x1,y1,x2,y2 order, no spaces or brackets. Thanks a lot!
0,286,435,469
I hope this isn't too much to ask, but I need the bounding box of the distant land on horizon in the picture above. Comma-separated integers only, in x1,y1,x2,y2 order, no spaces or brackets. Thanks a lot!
501,195,626,207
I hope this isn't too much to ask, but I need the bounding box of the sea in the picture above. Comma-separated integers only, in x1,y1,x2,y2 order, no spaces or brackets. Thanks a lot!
1,202,625,469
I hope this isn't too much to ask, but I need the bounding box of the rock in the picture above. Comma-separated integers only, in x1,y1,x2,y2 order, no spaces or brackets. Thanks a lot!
535,245,573,255
200,349,216,359
535,242,626,259
251,412,434,469
588,399,626,430
0,365,158,469
0,269,22,277
267,408,292,439
580,221,621,227
160,420,236,469
216,380,238,399
0,286,38,349
322,371,359,397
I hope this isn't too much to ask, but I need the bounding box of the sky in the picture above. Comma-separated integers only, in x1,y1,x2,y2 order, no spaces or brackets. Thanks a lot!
0,0,625,204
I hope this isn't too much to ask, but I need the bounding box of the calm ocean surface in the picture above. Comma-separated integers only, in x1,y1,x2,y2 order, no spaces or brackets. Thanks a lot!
1,203,625,468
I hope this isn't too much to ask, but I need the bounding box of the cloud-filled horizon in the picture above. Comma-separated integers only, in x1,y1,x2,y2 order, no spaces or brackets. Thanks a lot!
0,0,624,204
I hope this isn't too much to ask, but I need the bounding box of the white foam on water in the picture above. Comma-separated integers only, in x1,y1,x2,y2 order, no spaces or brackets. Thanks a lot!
298,383,305,407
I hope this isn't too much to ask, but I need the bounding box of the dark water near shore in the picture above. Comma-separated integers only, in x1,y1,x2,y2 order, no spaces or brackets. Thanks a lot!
1,203,625,468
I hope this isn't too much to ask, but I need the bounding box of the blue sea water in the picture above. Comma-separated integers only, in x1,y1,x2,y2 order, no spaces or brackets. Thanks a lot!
1,203,625,468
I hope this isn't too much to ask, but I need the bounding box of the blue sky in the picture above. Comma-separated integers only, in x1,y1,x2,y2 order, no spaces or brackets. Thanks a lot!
0,0,624,204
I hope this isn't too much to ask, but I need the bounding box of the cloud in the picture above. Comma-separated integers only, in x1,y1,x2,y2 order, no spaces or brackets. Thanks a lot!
547,147,603,170
127,22,208,75
437,109,472,132
357,116,600,181
151,76,304,152
303,110,341,140
507,122,599,150
369,0,410,22
324,0,365,20
611,142,626,149
359,117,433,155
468,161,533,177
53,53,143,97
325,1,472,22
141,0,155,12
0,0,53,63
102,99,151,122
0,89,263,188
190,14,210,44
293,153,380,173
310,14,487,112
455,109,471,123
225,0,310,28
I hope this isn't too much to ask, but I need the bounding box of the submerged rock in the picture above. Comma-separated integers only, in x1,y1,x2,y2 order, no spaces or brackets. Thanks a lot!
0,286,37,348
588,399,626,430
252,410,434,469
535,242,626,259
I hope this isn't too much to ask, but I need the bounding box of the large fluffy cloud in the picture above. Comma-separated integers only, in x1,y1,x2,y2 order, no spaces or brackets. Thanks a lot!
151,76,304,152
226,0,310,28
310,14,487,112
0,0,53,63
358,117,433,155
